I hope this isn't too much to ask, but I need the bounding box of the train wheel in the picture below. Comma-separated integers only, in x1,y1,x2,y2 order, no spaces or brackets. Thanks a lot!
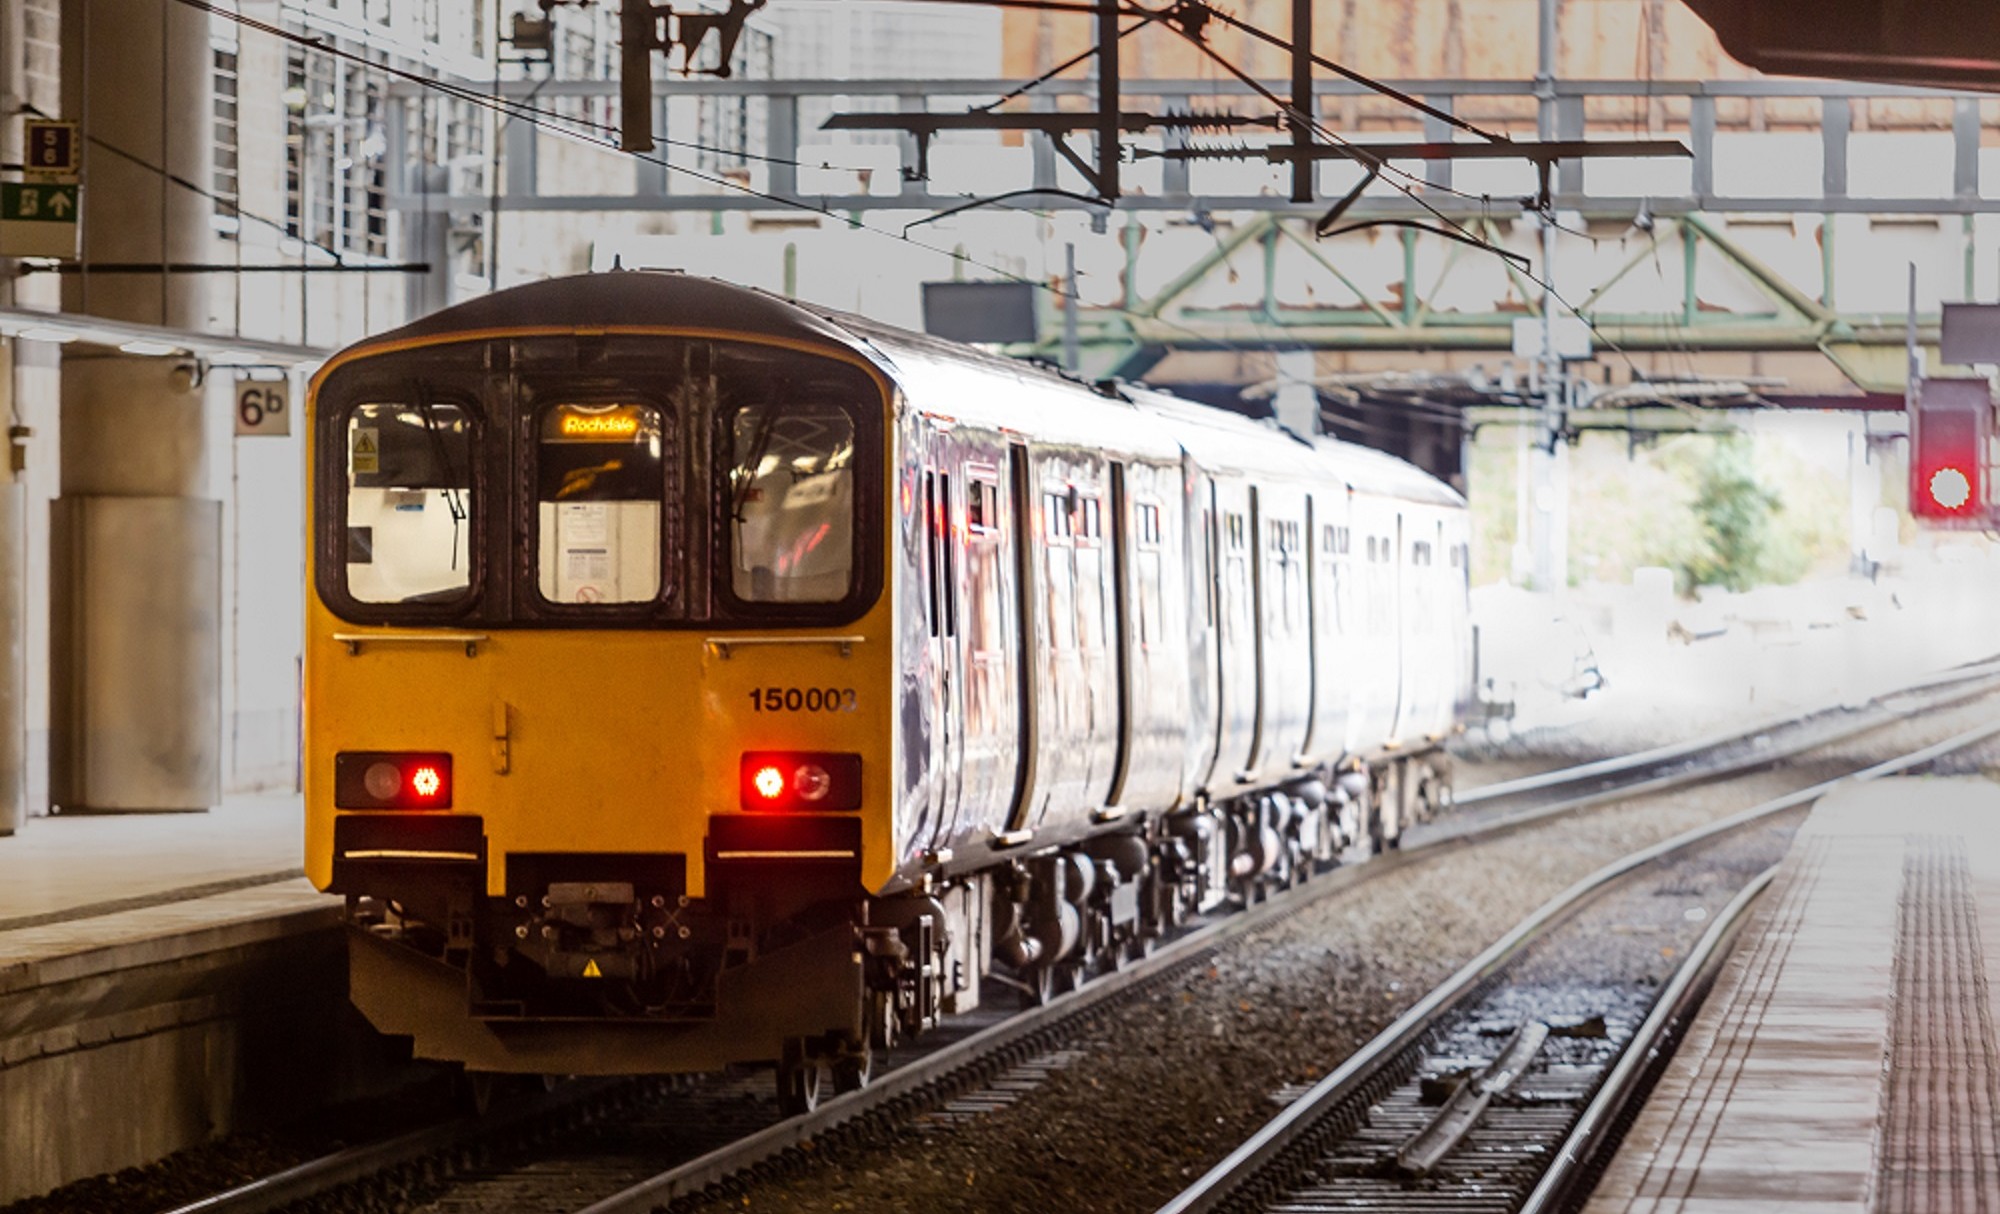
867,989,899,1052
777,1040,824,1116
456,1069,502,1117
832,1046,873,1093
1019,963,1054,1009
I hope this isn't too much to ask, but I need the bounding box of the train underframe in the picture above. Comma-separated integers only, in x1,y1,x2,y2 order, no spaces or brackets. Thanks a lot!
342,749,1452,1114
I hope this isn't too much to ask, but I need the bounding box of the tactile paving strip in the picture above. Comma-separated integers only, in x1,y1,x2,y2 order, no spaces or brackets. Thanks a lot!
1876,836,2000,1213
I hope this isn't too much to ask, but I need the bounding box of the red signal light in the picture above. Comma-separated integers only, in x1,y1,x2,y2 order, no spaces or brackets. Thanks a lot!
1911,379,1992,524
1930,467,1973,511
410,766,445,799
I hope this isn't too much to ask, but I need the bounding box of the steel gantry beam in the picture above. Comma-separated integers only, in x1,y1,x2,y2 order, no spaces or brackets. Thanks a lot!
382,75,2000,217
380,73,1998,388
1033,211,1950,384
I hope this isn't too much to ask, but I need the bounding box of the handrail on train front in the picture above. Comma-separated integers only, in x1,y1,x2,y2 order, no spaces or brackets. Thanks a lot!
331,632,491,657
704,636,866,659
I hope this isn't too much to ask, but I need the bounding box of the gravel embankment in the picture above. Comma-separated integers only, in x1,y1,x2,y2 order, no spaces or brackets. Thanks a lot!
687,695,2000,1214
0,1073,464,1214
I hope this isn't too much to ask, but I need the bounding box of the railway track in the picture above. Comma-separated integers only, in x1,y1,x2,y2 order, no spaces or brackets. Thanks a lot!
1152,720,2000,1214
157,663,2000,1214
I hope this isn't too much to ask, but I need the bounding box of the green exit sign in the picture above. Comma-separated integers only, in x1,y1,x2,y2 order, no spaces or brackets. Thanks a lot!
0,183,79,258
2,183,78,222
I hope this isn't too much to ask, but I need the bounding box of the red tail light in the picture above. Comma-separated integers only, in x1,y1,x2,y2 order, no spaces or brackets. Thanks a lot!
336,751,454,809
751,764,787,800
739,752,862,812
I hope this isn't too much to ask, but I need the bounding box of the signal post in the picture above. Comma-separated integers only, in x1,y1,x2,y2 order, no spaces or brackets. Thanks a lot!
1911,305,2000,531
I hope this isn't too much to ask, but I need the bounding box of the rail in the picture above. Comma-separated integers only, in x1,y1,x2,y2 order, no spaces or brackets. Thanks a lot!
1151,717,2000,1214
1516,864,1779,1214
155,669,2000,1214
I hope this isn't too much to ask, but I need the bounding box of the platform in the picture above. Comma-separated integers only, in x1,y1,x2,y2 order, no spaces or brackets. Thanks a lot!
0,792,318,936
1585,775,2000,1213
0,796,368,1205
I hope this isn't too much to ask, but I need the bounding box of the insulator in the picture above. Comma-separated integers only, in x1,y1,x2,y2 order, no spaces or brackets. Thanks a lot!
1153,108,1283,133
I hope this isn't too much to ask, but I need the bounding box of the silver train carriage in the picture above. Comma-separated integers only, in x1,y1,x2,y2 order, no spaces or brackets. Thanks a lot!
306,272,1471,1105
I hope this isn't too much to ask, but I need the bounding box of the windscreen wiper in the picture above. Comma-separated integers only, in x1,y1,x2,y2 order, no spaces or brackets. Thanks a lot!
412,380,468,569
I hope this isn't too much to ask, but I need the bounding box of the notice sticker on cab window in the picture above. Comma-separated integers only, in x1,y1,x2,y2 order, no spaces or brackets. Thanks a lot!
352,427,380,475
565,548,610,581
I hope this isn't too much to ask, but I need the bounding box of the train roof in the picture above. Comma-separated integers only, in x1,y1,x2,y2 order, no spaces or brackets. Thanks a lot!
345,271,1461,507
343,270,866,356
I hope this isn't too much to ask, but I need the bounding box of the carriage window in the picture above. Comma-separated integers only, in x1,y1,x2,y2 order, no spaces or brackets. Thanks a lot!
967,475,1000,536
344,402,474,604
1077,494,1102,543
1043,491,1073,541
535,403,665,605
728,403,855,603
1136,501,1161,547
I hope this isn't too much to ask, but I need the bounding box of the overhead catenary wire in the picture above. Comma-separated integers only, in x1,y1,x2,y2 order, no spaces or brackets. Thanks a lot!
180,0,1664,397
173,0,1121,311
86,132,360,267
1162,24,1656,383
177,0,1301,378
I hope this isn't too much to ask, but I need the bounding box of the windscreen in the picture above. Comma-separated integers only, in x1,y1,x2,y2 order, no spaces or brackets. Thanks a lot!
727,402,856,604
344,401,473,605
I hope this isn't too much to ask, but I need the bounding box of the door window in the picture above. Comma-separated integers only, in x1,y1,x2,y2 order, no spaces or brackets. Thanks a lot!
535,402,666,605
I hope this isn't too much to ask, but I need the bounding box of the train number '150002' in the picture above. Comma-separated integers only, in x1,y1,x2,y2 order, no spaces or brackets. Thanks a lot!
747,687,858,713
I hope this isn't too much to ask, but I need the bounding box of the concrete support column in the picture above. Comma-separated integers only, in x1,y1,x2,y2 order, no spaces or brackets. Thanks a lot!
0,2,24,836
1272,348,1321,436
53,0,220,812
1528,439,1570,593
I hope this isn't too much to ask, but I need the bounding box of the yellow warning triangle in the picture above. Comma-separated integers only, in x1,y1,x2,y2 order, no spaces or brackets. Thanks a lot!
581,958,603,978
353,433,377,454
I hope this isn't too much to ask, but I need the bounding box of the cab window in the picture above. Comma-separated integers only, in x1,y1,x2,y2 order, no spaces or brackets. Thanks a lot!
535,402,667,605
344,401,473,604
727,403,856,603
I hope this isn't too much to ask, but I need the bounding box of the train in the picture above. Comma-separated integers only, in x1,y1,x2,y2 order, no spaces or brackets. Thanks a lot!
303,271,1472,1111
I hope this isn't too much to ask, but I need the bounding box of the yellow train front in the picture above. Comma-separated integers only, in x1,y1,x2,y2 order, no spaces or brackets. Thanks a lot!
304,274,904,1089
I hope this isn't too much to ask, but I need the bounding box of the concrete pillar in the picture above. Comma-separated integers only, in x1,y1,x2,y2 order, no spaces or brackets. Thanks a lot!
60,0,210,328
1272,348,1321,436
0,0,60,834
52,0,220,812
0,340,21,834
1848,422,1882,576
1529,439,1570,593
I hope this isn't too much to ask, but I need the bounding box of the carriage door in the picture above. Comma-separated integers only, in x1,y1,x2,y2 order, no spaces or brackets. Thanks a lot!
1389,511,1407,740
958,461,1020,839
922,459,964,847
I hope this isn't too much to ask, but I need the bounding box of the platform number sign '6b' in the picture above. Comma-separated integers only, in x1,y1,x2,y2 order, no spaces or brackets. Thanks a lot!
235,379,291,437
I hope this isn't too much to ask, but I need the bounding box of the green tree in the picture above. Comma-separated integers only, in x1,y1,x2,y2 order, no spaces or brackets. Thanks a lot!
1679,435,1782,592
